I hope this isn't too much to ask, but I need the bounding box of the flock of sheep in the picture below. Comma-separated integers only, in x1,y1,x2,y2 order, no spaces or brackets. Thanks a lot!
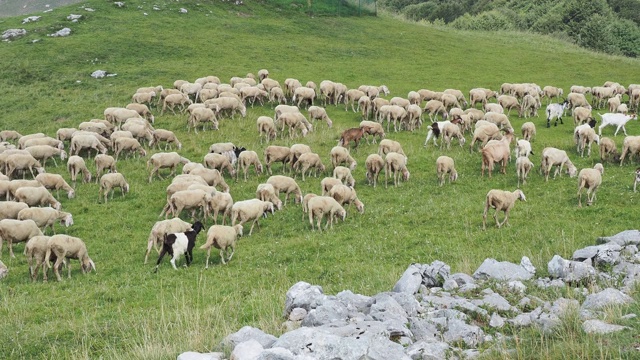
1,68,640,278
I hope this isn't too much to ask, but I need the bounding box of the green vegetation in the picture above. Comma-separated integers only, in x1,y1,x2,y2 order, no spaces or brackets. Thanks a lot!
0,0,639,358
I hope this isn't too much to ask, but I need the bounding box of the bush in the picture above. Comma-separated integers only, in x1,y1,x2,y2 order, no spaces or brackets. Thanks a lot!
450,10,514,31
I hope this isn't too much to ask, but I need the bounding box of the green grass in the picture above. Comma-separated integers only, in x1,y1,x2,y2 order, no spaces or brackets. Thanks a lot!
0,0,639,358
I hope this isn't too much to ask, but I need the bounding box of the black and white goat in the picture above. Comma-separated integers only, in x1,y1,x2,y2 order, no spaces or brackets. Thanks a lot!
154,221,204,272
546,101,569,127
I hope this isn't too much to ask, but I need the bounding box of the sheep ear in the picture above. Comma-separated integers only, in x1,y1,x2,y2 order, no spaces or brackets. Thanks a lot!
90,260,96,272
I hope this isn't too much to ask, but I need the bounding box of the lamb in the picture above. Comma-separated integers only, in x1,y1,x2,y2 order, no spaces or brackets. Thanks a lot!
359,120,385,144
0,130,22,142
113,137,146,161
330,146,357,171
67,155,92,185
307,196,346,231
378,139,405,156
5,153,45,179
619,136,640,166
577,164,604,207
597,112,638,136
545,101,569,127
599,137,617,162
320,177,342,196
257,116,277,143
162,93,193,115
145,218,193,264
188,107,218,133
35,173,75,199
231,199,275,235
385,152,410,188
293,152,325,181
333,166,355,187
328,184,364,214
514,139,533,158
45,234,95,281
24,145,67,167
481,131,513,178
482,189,526,230
435,156,458,186
15,186,61,210
617,103,629,114
365,153,385,188
540,147,578,181
515,156,534,187
99,173,129,203
255,183,283,210
200,224,244,267
17,207,73,234
576,126,600,157
236,150,263,181
70,134,108,157
147,152,191,182
266,175,303,205
338,127,365,149
264,146,292,175
607,94,623,113
0,201,28,220
94,154,117,181
203,153,236,177
186,167,230,192
521,122,536,142
0,219,43,258
153,221,204,272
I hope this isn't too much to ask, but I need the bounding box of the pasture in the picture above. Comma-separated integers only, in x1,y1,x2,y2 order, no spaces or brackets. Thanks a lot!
0,0,639,358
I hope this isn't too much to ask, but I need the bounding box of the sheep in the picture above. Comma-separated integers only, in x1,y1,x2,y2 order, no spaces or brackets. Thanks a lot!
344,89,367,112
113,137,146,161
145,218,193,264
293,152,325,181
469,123,502,152
441,121,466,149
597,112,638,136
0,219,43,258
105,108,143,128
481,131,514,178
258,69,269,81
423,100,447,122
24,145,67,167
45,234,95,281
435,156,458,186
306,106,332,129
423,116,464,147
365,154,384,188
78,121,111,137
255,183,282,210
187,167,230,192
483,112,513,132
469,88,495,108
200,224,243,267
70,134,108,157
5,153,45,179
257,116,277,143
67,155,92,185
540,147,578,181
320,177,342,196
634,168,640,192
208,190,233,225
338,127,365,149
0,130,22,142
284,78,302,98
577,164,604,207
17,133,46,149
483,103,504,114
56,128,78,143
359,120,385,144
378,139,405,156
15,186,61,210
205,96,246,119
572,106,594,126
307,196,346,231
270,87,287,105
497,95,520,115
576,126,600,157
516,156,534,187
330,146,357,171
358,95,372,120
264,146,292,175
278,112,309,139
231,199,274,235
567,92,590,110
292,86,316,108
21,137,64,150
24,235,59,282
203,153,236,177
570,85,591,95
607,94,623,113
514,139,533,159
519,94,540,118
147,152,191,182
35,173,75,199
301,193,318,219
274,104,300,122
162,93,193,115
18,207,73,234
240,86,268,107
0,201,29,220
333,166,355,187
619,136,640,166
542,86,563,104
121,120,154,144
482,189,526,230
126,103,155,123
266,175,303,205
288,144,312,167
384,105,407,133
372,97,390,121
98,173,129,203
236,150,263,182
385,152,410,188
164,189,211,220
592,86,616,109
188,107,218,133
521,122,536,142
617,103,629,114
599,137,618,162
328,184,364,214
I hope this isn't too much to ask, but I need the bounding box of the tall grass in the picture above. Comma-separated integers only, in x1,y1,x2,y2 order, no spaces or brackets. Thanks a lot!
0,0,639,358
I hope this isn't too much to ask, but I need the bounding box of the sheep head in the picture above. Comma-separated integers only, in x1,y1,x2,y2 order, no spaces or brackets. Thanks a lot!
450,170,458,182
67,189,75,199
81,257,96,274
402,168,410,182
515,190,527,202
355,199,365,214
234,224,244,237
62,213,74,227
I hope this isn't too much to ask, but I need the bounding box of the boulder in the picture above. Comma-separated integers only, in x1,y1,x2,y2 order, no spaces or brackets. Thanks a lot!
283,282,326,318
49,28,71,37
405,340,450,360
301,298,349,327
2,29,26,40
581,288,634,310
547,255,596,283
596,230,640,246
421,260,451,287
393,263,423,294
223,326,277,350
582,319,629,334
572,243,622,266
256,347,296,360
231,339,263,360
443,319,484,348
177,352,224,360
473,257,534,281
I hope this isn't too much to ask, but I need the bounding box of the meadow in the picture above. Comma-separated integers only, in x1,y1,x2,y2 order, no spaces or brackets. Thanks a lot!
0,0,639,358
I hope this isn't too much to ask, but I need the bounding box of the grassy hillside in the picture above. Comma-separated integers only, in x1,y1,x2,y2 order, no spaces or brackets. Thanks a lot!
0,0,639,359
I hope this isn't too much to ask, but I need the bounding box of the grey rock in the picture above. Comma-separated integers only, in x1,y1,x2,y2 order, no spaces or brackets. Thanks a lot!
520,256,536,275
231,339,264,360
49,28,71,37
422,260,451,287
547,255,596,283
582,288,634,310
507,280,526,294
531,311,561,333
582,320,630,334
443,319,484,347
518,297,531,309
389,291,422,317
621,313,637,320
22,16,41,23
336,290,373,314
461,349,481,359
281,320,301,333
301,298,349,327
177,352,224,360
596,230,640,246
547,298,579,317
283,282,326,318
408,318,441,342
406,340,450,360
256,347,296,360
490,313,505,328
288,308,307,322
473,258,534,281
2,29,27,40
572,243,622,266
369,293,408,323
621,245,638,257
429,308,468,321
508,313,532,327
443,278,459,291
450,273,475,287
480,288,494,295
480,293,514,312
458,283,478,293
223,326,277,350
393,264,424,294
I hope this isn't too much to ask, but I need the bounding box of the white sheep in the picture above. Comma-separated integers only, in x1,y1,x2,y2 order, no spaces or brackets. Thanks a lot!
78,121,111,137
99,173,129,203
231,199,274,236
484,103,504,114
344,89,367,112
519,94,540,118
17,207,73,234
7,179,42,200
35,173,75,199
540,147,578,181
0,218,43,258
278,112,309,139
162,93,193,115
145,218,193,264
24,145,67,167
542,86,563,104
67,155,92,185
0,130,22,142
24,235,57,282
576,126,600,157
257,116,277,143
269,87,286,105
15,186,61,210
482,189,526,230
521,121,536,142
435,156,458,186
515,156,534,187
365,153,385,188
205,96,246,119
385,152,410,188
497,95,520,115
359,120,385,144
598,113,638,136
126,103,155,123
481,132,513,178
469,122,501,151
330,146,356,171
56,128,78,142
113,137,146,161
208,142,237,154
292,86,316,108
320,177,342,196
258,69,269,81
293,152,325,181
483,112,513,131
423,100,447,122
372,97,390,121
599,137,617,162
187,167,230,192
5,153,45,179
255,183,283,210
619,136,640,166
147,152,191,182
240,86,268,107
17,133,45,149
441,121,466,149
328,184,364,214
308,106,333,128
577,163,604,207
237,150,263,182
200,224,243,267
333,166,355,187
45,234,95,281
208,191,234,224
567,92,590,110
0,201,29,220
378,139,405,156
266,175,303,205
203,153,236,177
70,134,108,157
21,137,64,150
166,189,211,220
307,196,346,231
385,105,408,133
188,107,218,133
514,139,533,158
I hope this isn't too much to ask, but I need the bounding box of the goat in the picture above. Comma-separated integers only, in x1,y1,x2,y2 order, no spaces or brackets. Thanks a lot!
338,127,365,149
154,221,204,272
545,101,568,127
597,113,638,136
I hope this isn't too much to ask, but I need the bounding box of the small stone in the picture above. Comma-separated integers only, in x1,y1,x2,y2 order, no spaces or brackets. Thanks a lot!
582,319,629,334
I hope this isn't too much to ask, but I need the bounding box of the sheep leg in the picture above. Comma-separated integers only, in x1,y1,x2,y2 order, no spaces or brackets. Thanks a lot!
249,219,257,236
227,243,235,262
53,256,64,281
309,210,316,230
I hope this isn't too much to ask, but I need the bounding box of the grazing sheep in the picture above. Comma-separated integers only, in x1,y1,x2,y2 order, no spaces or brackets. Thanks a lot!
18,207,73,234
273,104,300,122
516,156,534,187
385,105,408,133
330,146,357,171
126,103,155,123
17,133,46,149
70,134,108,157
0,219,43,258
577,164,604,207
597,112,638,136
542,86,564,104
333,166,355,187
365,154,385,188
113,137,146,161
482,189,526,230
188,107,218,133
372,97,390,121
121,121,154,145
541,147,578,181
24,145,67,167
6,179,41,200
608,94,623,113
338,127,365,149
67,155,92,185
441,121,466,149
21,137,64,150
320,177,342,196
521,122,536,142
435,156,458,186
154,221,205,272
405,104,423,131
617,103,629,114
206,96,246,119
94,154,117,182
292,86,316,108
423,116,464,147
301,193,318,219
15,186,61,210
308,106,333,128
147,152,191,182
359,121,385,144
257,116,277,143
519,94,540,118
378,139,405,156
576,126,600,157
484,103,504,114
236,150,263,182
145,218,193,264
5,153,45,179
0,130,22,142
497,95,520,115
278,112,309,139
481,131,514,178
200,224,243,267
469,122,501,152
423,100,447,122
35,173,75,199
344,89,367,112
619,136,640,166
0,201,29,220
208,191,234,224
99,173,130,203
359,95,372,120
187,167,230,192
240,86,268,107
270,87,287,105
307,196,346,231
599,137,617,162
203,153,236,177
258,69,269,81
385,152,410,188
231,199,274,236
255,183,282,210
514,139,533,158
328,184,364,214
78,121,111,137
162,93,193,115
567,92,590,110
45,234,95,281
106,108,142,128
484,112,513,131
289,143,312,166
266,175,303,205
293,152,325,181
24,235,58,282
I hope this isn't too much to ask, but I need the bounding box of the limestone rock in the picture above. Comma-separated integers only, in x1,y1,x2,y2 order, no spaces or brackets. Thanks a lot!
581,288,633,310
283,282,326,318
582,320,629,334
596,230,640,246
547,255,596,283
393,263,423,294
473,258,534,281
223,326,277,350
